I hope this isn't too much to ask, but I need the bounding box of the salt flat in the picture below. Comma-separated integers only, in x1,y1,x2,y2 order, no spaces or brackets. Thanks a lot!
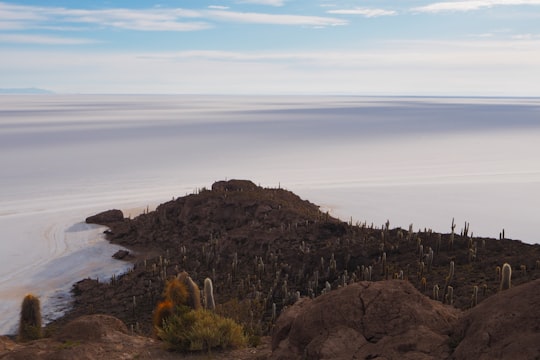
0,95,539,334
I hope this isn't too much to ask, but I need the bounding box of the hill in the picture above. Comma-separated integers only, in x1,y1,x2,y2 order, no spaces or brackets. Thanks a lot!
38,179,540,357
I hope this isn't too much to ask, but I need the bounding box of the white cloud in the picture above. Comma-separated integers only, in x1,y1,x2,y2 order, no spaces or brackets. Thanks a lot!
0,2,345,32
0,2,210,32
207,10,347,26
511,33,540,39
327,8,397,17
468,33,494,38
0,2,45,20
236,0,285,6
0,34,97,45
413,0,540,13
0,21,26,30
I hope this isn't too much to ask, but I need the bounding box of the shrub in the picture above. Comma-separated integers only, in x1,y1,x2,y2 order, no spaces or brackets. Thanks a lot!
157,308,247,352
216,298,265,347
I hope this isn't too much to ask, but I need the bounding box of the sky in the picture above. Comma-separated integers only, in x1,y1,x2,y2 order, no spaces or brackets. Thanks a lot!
1,0,540,95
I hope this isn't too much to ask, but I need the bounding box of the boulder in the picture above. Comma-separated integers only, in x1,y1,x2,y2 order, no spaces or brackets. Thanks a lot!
54,314,127,342
271,280,460,360
85,209,124,225
211,179,258,192
112,250,130,260
451,278,540,360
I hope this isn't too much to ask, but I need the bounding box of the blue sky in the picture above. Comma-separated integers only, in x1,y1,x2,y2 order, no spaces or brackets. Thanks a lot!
1,0,540,95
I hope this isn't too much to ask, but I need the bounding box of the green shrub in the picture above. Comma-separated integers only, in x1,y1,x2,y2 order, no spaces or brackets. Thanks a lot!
157,308,247,352
216,298,264,347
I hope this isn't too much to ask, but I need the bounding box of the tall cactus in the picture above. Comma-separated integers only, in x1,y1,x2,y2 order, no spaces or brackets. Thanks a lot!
18,294,42,342
446,286,454,305
443,261,455,301
178,271,202,310
500,263,512,291
164,278,188,307
471,285,478,308
204,277,216,310
433,284,440,301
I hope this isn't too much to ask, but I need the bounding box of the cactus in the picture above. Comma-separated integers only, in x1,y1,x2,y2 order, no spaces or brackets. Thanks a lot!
164,278,188,307
500,263,512,291
426,248,434,272
447,261,455,282
18,294,42,342
433,284,440,301
446,286,454,305
329,253,337,278
178,272,202,310
204,278,216,310
153,299,174,331
463,221,470,238
443,261,455,301
325,281,332,293
471,285,478,308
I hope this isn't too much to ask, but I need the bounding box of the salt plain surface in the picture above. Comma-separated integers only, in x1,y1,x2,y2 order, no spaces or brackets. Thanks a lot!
1,95,539,334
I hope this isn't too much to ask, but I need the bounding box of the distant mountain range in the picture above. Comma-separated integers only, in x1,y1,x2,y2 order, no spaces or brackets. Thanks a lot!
0,88,54,94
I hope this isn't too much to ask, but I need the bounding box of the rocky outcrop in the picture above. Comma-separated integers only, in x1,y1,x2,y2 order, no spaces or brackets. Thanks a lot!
211,179,259,192
271,280,460,360
451,278,540,360
85,209,124,225
0,314,272,360
0,315,163,360
54,314,128,342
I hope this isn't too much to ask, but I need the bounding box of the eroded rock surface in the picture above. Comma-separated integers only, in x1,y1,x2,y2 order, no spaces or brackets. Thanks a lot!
451,278,540,360
271,280,460,360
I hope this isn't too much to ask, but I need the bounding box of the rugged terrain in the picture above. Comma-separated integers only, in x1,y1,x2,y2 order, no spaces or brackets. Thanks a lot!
3,179,540,359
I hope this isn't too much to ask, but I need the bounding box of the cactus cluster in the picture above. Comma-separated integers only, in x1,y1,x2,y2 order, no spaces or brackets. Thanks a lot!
153,272,202,331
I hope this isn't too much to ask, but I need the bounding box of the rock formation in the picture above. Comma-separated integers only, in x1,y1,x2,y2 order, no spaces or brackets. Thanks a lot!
451,278,540,359
271,280,460,360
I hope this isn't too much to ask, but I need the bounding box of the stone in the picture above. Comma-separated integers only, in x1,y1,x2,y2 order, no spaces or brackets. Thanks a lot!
271,280,460,360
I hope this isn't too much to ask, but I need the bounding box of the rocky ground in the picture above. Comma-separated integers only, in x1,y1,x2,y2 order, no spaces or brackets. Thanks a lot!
2,179,540,359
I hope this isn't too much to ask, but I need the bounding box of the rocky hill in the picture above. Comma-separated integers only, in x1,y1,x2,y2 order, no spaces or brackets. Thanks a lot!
4,179,539,359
